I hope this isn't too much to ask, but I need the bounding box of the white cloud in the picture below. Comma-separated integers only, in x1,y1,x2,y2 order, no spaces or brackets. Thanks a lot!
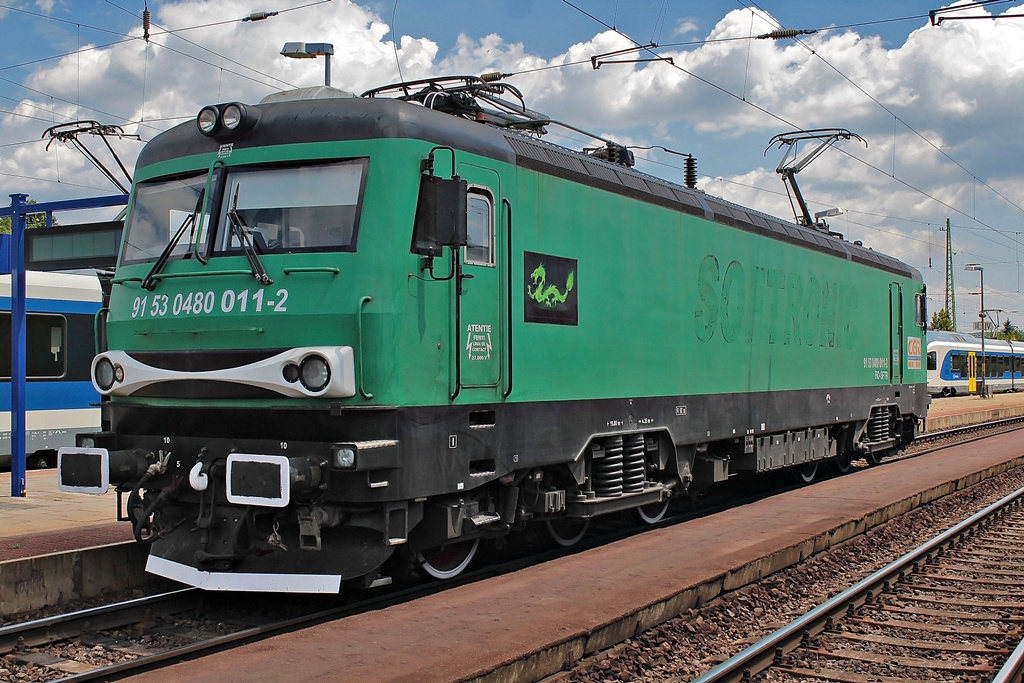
5,0,1024,318
673,19,699,37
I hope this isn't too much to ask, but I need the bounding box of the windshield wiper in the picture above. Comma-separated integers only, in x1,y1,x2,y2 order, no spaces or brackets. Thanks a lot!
141,188,205,291
227,185,273,286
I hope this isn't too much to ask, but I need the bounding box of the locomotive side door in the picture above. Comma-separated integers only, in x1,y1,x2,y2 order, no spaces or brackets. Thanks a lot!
455,166,503,395
889,283,903,384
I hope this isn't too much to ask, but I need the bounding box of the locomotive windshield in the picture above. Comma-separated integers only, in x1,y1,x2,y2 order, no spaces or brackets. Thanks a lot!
213,160,367,254
122,174,209,265
121,159,367,266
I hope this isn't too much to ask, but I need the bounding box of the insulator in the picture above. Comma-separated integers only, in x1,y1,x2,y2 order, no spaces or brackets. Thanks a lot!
480,72,507,82
243,11,279,22
757,28,815,40
621,433,646,494
142,7,150,42
591,436,624,498
684,155,698,189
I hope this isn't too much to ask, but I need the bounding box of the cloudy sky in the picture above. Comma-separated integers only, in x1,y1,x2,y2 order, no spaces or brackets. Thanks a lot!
2,0,1024,330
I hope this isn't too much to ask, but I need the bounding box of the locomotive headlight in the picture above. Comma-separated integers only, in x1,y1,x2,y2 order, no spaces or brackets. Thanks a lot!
221,103,243,130
114,364,124,383
331,445,356,469
282,363,300,383
94,356,116,391
299,355,331,392
197,106,220,135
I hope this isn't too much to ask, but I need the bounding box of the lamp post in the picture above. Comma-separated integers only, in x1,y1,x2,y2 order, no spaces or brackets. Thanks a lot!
280,42,334,86
965,264,987,397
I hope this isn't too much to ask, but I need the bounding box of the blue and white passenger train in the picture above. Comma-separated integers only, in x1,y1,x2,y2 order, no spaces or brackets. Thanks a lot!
927,330,1023,397
0,271,102,469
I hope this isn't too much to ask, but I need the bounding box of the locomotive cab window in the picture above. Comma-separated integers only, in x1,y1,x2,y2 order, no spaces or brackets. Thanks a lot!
927,351,937,371
121,173,210,265
213,159,368,255
465,190,494,267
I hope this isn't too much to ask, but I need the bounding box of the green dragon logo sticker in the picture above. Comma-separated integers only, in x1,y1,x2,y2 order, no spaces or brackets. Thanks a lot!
524,251,577,326
528,264,575,306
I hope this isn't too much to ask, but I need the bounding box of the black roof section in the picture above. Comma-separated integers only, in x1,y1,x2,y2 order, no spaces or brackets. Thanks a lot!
135,94,516,170
137,88,919,281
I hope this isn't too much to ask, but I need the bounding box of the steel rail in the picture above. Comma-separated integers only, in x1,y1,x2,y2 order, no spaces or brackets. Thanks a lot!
0,588,199,655
993,635,1024,683
919,413,1024,443
690,483,1024,683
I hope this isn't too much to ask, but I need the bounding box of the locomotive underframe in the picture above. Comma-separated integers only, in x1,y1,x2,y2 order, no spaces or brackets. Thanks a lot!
82,382,925,591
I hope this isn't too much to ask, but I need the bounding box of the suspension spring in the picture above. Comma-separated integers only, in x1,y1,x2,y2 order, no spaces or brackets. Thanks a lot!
591,436,624,497
621,433,646,494
867,406,892,443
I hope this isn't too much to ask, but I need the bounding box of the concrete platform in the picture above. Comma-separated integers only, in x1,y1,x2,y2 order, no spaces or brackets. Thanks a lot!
129,430,1024,683
0,470,140,614
924,390,1024,430
0,469,130,561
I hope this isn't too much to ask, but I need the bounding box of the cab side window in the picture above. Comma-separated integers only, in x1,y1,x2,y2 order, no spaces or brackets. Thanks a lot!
465,191,494,267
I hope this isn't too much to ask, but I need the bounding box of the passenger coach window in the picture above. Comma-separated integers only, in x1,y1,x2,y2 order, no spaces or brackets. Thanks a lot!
465,191,494,266
950,353,968,376
927,351,936,371
0,313,66,378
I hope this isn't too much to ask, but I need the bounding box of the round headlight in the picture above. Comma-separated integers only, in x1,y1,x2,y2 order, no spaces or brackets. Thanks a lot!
282,363,299,383
94,356,116,391
197,106,219,135
299,355,331,392
114,364,124,382
222,103,243,130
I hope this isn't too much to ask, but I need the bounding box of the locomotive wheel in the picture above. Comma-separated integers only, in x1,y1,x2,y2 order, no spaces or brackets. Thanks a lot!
795,461,818,483
30,452,52,469
864,449,884,467
545,517,590,547
833,451,853,474
417,538,480,580
630,498,670,525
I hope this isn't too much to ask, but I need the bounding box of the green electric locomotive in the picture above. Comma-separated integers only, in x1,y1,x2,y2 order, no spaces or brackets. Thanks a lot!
57,76,929,592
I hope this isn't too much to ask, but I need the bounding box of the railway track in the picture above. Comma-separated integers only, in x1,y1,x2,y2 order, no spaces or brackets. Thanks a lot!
692,485,1024,683
0,579,455,681
916,413,1024,449
5,414,1022,681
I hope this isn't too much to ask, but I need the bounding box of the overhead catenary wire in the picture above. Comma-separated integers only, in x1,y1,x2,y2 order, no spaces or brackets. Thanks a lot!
98,0,300,91
0,0,312,118
551,0,1021,238
741,0,1024,218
